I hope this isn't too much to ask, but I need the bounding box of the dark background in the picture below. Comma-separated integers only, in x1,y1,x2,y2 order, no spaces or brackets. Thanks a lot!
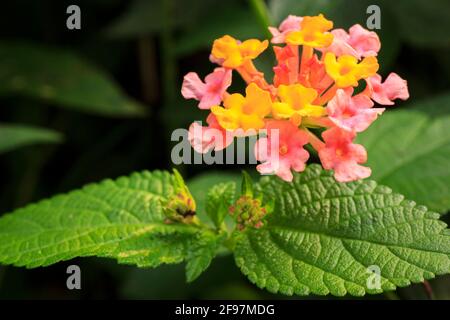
0,0,449,299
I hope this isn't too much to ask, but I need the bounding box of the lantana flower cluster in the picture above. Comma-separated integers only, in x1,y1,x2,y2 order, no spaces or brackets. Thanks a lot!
181,14,409,182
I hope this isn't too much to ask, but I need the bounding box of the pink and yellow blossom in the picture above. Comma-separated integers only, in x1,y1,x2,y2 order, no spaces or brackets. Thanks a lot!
324,24,380,59
269,15,303,44
366,73,410,105
181,13,409,183
318,127,371,182
327,89,385,132
255,120,309,182
181,68,232,109
188,114,233,153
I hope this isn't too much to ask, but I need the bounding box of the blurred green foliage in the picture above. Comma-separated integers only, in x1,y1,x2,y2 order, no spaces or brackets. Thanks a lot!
0,0,449,299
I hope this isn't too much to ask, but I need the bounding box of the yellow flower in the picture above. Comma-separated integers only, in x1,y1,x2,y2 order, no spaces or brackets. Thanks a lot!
211,35,269,69
211,83,272,131
285,14,334,48
272,84,326,119
324,53,379,87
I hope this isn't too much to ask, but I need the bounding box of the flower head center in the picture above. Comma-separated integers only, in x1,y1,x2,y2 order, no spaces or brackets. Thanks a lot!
339,66,352,75
280,144,289,155
336,148,344,157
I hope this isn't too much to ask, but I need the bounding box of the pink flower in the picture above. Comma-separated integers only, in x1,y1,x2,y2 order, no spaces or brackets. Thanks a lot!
347,24,380,58
181,68,232,109
366,73,409,105
324,29,359,57
327,89,384,132
188,114,233,153
255,120,309,182
323,24,380,58
269,15,303,44
318,127,371,182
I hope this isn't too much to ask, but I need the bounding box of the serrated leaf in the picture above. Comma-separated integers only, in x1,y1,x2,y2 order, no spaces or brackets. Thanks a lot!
0,42,146,117
241,171,254,197
188,171,241,224
205,182,236,228
186,232,225,282
357,93,450,213
0,170,220,272
0,123,63,154
234,165,450,297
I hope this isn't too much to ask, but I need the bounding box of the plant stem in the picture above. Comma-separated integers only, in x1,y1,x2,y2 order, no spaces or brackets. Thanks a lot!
248,0,273,39
423,280,435,300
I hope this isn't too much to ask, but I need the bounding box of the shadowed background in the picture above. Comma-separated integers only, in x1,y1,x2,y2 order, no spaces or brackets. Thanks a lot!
0,0,449,299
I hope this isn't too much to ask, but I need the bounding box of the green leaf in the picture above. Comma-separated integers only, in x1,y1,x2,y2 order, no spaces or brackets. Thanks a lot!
205,182,236,229
234,165,450,296
188,171,241,224
186,232,226,282
0,123,63,154
241,171,254,197
0,42,146,117
0,170,221,273
357,93,450,213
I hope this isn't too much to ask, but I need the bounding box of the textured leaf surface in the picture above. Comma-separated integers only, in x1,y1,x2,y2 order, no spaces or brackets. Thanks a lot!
0,171,219,270
186,233,225,282
234,165,450,296
0,123,63,154
0,42,145,117
188,171,241,225
205,182,236,228
357,93,450,213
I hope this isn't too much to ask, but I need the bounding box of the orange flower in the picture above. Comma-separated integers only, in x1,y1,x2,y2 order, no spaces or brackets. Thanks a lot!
211,83,272,131
272,84,326,119
285,14,334,48
211,35,268,69
324,53,379,87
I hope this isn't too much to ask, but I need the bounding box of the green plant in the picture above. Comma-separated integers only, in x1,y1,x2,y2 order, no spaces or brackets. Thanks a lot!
0,164,448,297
